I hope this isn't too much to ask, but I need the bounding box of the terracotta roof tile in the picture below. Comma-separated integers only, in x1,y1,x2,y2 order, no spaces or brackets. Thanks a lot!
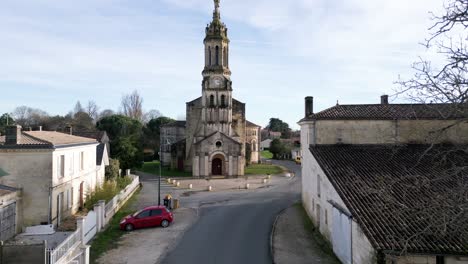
309,144,468,254
0,131,97,148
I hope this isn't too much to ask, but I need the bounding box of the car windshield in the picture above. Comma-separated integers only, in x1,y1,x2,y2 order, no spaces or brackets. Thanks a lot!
132,209,144,217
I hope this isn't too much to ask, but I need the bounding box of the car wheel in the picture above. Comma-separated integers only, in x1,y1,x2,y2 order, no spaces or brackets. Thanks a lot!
161,220,170,228
125,224,134,231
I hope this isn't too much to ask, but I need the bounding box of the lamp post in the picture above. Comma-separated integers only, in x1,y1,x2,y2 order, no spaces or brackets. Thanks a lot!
158,146,162,206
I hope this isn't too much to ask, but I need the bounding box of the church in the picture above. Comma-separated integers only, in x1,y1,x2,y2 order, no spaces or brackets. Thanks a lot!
160,0,260,177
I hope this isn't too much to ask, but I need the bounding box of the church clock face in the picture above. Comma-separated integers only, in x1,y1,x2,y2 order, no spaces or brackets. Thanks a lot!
210,77,224,88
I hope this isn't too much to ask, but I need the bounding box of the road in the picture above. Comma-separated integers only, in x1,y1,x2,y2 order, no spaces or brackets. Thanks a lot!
160,160,301,264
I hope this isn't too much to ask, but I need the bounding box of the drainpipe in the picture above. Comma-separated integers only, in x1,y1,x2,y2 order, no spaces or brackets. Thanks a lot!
48,186,53,224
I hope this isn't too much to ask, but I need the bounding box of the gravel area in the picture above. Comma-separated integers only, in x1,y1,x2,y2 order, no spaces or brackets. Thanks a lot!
96,208,197,264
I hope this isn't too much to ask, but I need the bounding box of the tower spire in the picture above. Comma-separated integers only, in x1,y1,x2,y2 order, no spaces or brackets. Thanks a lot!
213,0,220,21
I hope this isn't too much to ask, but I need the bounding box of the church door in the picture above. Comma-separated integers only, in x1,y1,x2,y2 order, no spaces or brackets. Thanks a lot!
212,158,222,175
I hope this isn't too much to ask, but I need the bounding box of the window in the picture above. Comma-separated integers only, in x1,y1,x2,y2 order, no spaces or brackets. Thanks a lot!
151,209,163,216
209,95,215,107
69,155,74,175
80,152,85,170
436,256,445,264
57,155,65,178
215,46,219,66
221,95,226,107
208,46,211,65
317,175,321,197
216,141,222,148
223,48,227,66
137,210,151,218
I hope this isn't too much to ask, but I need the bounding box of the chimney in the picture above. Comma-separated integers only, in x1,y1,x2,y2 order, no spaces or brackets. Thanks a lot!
5,125,22,145
381,95,389,105
305,96,314,117
66,126,73,135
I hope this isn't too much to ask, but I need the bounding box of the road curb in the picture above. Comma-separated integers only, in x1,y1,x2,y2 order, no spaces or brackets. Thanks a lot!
270,207,288,264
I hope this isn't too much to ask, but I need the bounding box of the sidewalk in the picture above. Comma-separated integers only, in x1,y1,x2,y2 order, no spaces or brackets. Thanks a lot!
272,204,341,264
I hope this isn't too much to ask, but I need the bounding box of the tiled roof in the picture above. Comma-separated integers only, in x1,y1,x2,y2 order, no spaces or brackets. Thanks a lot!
300,103,467,121
246,120,260,127
71,131,108,142
0,131,97,148
161,121,186,128
310,144,468,254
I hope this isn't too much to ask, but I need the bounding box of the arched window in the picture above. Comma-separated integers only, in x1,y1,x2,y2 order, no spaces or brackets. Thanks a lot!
208,46,212,66
221,95,226,107
209,95,215,107
215,46,219,66
252,140,257,151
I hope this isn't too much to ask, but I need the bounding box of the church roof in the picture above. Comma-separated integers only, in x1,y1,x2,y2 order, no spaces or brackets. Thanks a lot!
300,103,467,122
310,144,468,255
246,120,260,127
194,131,241,146
161,121,186,128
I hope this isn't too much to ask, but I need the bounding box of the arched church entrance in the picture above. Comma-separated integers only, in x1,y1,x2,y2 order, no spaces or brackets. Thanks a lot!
211,154,225,175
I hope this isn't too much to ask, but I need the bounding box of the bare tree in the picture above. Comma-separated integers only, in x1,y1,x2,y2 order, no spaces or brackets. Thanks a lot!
99,109,115,120
86,100,100,122
143,109,162,123
385,0,468,253
121,90,144,121
11,106,48,128
73,101,84,114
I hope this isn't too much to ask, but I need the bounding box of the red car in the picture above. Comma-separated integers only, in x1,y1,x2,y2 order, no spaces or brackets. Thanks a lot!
120,205,173,231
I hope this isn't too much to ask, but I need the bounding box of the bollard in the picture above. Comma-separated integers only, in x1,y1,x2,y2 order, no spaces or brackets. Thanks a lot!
176,181,180,187
167,178,171,183
245,183,250,189
172,180,177,185
285,173,291,178
207,186,212,191
173,199,180,209
263,179,268,184
188,184,193,189
267,175,272,180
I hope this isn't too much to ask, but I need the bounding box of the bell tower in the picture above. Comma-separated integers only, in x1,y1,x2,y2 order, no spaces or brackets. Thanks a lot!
201,0,233,136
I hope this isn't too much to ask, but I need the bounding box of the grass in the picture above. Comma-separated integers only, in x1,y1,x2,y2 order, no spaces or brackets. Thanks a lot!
140,161,192,177
260,150,273,159
245,163,285,175
84,176,133,211
295,203,341,262
90,188,140,263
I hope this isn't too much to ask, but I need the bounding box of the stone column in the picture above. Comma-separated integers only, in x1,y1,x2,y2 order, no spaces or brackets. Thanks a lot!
193,156,200,177
204,155,209,177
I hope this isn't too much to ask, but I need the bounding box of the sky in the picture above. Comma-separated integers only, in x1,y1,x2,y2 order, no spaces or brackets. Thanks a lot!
0,0,445,129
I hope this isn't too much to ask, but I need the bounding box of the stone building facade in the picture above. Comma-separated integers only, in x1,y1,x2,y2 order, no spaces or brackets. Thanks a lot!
162,0,260,177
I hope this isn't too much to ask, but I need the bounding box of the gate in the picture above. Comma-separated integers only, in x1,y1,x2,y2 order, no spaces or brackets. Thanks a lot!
0,202,16,241
331,206,352,264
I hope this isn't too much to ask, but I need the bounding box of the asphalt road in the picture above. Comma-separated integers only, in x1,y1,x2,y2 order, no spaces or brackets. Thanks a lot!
160,160,301,264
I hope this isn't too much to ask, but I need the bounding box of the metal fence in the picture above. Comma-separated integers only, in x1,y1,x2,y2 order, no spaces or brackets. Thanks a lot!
47,228,81,264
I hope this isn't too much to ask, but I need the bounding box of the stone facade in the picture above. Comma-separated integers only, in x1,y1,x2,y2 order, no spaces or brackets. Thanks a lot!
164,1,259,177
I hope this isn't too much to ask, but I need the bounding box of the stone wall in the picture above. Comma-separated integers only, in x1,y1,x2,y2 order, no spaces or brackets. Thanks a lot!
308,119,468,145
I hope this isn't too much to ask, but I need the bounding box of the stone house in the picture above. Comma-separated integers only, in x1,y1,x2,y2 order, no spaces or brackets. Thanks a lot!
160,121,186,167
162,1,259,177
0,126,108,228
299,96,468,264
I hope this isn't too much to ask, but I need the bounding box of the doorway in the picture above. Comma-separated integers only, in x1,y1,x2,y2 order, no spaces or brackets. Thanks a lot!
212,158,223,175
